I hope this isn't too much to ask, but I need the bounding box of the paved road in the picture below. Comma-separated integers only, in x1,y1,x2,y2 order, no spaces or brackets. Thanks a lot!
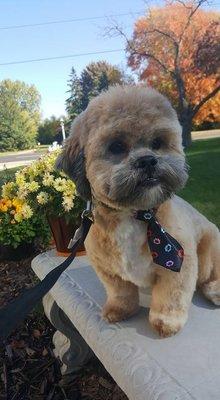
0,151,42,163
0,151,43,170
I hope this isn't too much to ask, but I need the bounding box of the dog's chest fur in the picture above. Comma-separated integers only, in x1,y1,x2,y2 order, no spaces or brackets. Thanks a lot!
115,216,153,287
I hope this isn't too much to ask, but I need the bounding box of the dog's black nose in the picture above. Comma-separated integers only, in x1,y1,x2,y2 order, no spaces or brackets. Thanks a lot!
134,155,158,169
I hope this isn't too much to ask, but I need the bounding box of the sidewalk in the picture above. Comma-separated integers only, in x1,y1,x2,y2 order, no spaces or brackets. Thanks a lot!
192,129,220,140
0,160,34,171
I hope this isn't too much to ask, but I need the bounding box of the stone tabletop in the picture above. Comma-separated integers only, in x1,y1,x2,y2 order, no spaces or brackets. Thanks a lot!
32,250,220,400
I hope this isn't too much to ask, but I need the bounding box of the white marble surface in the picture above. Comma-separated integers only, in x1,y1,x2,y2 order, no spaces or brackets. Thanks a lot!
32,250,220,400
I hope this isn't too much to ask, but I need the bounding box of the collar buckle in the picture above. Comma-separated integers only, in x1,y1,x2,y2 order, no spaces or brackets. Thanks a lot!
81,200,93,221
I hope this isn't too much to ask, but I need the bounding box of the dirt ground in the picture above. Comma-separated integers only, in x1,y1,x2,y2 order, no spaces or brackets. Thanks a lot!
0,256,128,400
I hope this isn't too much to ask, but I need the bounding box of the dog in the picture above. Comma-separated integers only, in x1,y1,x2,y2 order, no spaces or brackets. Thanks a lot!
57,85,220,337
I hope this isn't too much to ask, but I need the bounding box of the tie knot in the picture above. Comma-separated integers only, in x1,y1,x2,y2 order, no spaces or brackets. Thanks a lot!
133,209,154,221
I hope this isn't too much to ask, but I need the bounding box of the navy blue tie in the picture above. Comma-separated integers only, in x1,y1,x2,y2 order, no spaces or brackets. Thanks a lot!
134,209,184,272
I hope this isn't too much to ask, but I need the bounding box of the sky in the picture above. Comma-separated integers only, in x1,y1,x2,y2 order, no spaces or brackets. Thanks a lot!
0,0,147,119
0,1,219,120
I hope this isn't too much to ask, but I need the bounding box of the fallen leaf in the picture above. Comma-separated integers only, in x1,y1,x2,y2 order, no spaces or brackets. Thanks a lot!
11,339,25,349
42,348,48,357
98,377,113,390
32,329,41,338
25,347,36,356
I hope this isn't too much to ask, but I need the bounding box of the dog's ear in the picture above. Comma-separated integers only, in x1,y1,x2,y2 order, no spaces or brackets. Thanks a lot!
56,114,91,200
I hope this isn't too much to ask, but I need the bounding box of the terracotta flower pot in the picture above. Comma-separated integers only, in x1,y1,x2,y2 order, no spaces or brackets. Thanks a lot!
47,215,85,256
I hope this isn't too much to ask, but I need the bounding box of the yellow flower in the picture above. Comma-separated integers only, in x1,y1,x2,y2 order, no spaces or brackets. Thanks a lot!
0,199,12,209
21,204,33,219
37,192,49,205
62,196,74,211
42,173,54,187
16,205,22,213
12,199,24,212
14,213,23,222
5,200,12,207
60,171,68,178
17,187,28,199
11,198,28,219
62,180,76,197
21,166,28,174
27,181,40,192
0,205,8,212
12,198,22,207
26,163,41,177
15,171,26,185
2,182,16,199
45,162,54,172
53,178,67,192
0,197,30,215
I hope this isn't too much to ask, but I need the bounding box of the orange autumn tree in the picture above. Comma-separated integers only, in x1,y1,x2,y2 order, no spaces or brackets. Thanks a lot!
126,0,220,146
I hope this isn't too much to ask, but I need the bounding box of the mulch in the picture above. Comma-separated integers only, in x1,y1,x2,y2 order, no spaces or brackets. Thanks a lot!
0,256,128,400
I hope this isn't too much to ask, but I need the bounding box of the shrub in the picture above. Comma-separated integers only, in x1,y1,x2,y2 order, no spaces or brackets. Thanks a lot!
0,198,50,248
0,149,84,248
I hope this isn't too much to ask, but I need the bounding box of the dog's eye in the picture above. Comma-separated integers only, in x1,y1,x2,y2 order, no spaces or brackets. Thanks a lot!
108,141,127,155
151,138,163,150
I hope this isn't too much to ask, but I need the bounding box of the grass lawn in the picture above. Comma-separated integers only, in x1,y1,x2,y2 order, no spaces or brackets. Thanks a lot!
0,145,49,157
36,144,49,154
0,167,20,189
180,138,220,227
0,138,219,226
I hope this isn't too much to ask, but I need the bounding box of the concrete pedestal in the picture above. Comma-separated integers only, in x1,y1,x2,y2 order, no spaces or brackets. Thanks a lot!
32,250,220,400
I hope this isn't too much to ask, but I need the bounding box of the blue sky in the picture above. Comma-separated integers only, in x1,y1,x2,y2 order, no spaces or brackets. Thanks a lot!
0,0,146,119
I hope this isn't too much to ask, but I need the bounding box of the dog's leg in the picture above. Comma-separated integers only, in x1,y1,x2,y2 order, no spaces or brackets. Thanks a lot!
199,227,220,306
99,272,139,323
149,253,198,337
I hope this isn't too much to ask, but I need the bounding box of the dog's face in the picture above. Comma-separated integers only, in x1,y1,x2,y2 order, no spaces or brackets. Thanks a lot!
57,86,188,210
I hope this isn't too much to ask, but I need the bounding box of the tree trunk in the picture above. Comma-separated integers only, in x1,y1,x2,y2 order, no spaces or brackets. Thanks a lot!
181,121,192,148
179,110,193,148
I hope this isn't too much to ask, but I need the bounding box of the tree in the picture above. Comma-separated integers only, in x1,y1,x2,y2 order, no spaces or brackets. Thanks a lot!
66,68,83,119
0,80,41,151
66,61,133,119
37,116,63,144
123,0,220,146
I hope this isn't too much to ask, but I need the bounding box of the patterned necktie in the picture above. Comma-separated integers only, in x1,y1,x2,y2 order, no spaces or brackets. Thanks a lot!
134,209,184,272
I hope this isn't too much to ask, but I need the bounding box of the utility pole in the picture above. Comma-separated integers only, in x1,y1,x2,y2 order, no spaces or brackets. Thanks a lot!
60,118,66,141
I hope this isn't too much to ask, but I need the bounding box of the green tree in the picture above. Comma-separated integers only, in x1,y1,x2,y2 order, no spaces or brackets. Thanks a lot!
0,79,41,151
66,68,83,119
66,61,133,119
37,116,63,144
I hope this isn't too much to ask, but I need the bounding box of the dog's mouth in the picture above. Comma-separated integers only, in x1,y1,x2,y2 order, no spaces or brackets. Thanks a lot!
138,176,159,187
106,171,161,203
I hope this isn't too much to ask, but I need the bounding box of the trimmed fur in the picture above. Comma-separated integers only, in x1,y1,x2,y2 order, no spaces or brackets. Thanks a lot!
57,85,220,337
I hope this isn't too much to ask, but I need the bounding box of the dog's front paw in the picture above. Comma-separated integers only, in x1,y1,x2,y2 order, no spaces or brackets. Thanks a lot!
149,310,188,338
202,280,220,306
102,302,138,323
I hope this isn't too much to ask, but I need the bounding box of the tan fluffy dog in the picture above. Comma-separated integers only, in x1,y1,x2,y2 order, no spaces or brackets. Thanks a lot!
57,85,220,337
